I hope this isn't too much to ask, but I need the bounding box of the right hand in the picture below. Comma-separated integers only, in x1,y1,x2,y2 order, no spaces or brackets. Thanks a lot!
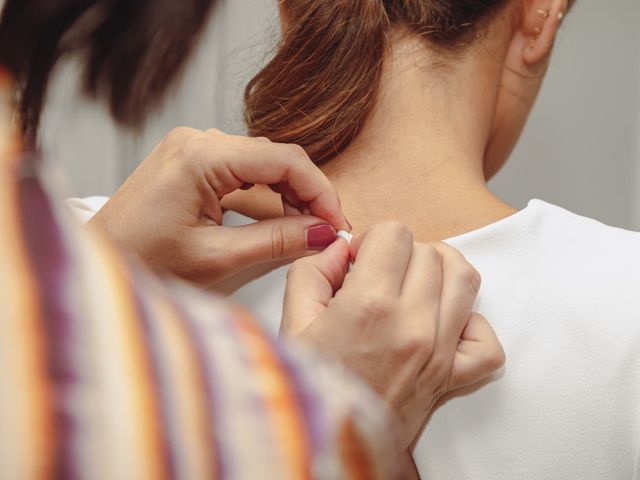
90,128,350,287
281,222,505,449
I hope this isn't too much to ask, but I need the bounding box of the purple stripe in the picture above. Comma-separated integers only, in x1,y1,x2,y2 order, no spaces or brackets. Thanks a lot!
215,313,317,469
267,340,326,452
125,269,177,479
169,294,226,479
213,313,274,455
17,175,79,479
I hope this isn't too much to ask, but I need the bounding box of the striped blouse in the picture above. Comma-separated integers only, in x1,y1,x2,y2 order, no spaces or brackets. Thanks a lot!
0,74,402,479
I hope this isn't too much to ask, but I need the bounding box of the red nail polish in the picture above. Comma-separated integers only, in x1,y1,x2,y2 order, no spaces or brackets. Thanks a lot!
307,224,337,251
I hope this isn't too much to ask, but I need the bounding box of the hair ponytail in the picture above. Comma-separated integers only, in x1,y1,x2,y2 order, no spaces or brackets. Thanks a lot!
245,0,390,165
245,0,510,165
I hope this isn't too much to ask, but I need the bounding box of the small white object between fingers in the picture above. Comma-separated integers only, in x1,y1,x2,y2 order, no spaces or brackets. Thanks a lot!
337,230,354,244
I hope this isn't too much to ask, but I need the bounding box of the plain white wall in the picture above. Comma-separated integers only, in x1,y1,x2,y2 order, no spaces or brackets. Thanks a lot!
41,0,279,198
489,0,640,230
635,41,640,227
41,0,640,230
41,1,231,197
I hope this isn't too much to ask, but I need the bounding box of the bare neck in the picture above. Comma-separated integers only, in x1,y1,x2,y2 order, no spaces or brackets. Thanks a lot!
322,153,515,242
226,35,517,241
324,35,516,240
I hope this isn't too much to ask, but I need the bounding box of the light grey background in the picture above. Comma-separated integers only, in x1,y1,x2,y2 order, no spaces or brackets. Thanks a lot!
41,0,640,230
489,0,640,229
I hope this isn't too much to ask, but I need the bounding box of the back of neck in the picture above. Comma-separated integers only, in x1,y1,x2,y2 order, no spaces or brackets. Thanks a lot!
223,33,517,241
322,148,515,242
320,34,516,241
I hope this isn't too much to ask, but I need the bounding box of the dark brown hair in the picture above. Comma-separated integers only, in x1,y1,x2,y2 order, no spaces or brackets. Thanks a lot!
245,0,513,165
0,0,217,146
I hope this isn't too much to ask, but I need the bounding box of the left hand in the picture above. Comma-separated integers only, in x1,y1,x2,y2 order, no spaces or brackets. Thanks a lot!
281,224,505,449
90,127,350,286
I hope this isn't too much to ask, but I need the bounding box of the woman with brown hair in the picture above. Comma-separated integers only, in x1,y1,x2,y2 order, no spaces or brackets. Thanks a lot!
0,0,507,477
223,0,640,478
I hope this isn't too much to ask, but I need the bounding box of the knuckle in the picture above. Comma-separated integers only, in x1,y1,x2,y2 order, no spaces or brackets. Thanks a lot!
373,221,413,244
177,130,207,158
485,343,507,371
284,143,310,162
419,243,443,266
166,126,195,142
271,224,286,260
351,292,400,323
457,264,482,294
271,224,294,260
429,240,449,252
432,241,480,293
286,143,307,156
398,332,436,363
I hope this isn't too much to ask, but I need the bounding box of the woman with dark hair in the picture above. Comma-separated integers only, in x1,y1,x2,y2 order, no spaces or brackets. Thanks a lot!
219,0,640,478
0,0,505,478
0,0,355,282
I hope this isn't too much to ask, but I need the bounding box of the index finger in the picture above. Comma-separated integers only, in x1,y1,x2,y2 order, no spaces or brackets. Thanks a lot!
431,242,482,350
208,135,350,231
345,222,414,297
282,238,351,337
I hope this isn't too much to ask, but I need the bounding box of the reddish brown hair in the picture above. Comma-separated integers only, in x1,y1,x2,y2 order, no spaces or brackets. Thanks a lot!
245,0,510,165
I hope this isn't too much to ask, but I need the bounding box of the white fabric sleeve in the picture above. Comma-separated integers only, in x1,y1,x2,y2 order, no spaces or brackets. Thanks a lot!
65,196,110,224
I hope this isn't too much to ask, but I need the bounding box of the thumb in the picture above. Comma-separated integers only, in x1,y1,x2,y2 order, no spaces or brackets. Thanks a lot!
448,313,506,391
281,238,351,337
216,215,339,271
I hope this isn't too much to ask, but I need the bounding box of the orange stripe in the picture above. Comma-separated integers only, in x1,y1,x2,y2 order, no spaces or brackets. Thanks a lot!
233,310,311,480
339,418,376,480
0,153,55,477
91,237,169,479
151,292,219,478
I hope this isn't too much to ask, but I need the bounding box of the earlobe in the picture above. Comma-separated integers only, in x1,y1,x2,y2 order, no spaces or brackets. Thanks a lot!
522,0,568,66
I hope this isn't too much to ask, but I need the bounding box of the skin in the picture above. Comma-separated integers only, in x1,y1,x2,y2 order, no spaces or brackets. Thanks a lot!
89,105,505,460
88,125,506,470
223,0,569,242
88,3,512,465
284,223,504,477
284,224,505,450
90,127,350,287
214,0,568,464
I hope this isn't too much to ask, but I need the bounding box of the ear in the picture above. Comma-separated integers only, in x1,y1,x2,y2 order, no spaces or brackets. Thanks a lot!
520,0,568,66
482,0,568,180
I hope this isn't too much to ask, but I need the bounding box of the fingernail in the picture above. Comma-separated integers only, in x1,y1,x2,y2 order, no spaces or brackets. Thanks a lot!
307,224,337,251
